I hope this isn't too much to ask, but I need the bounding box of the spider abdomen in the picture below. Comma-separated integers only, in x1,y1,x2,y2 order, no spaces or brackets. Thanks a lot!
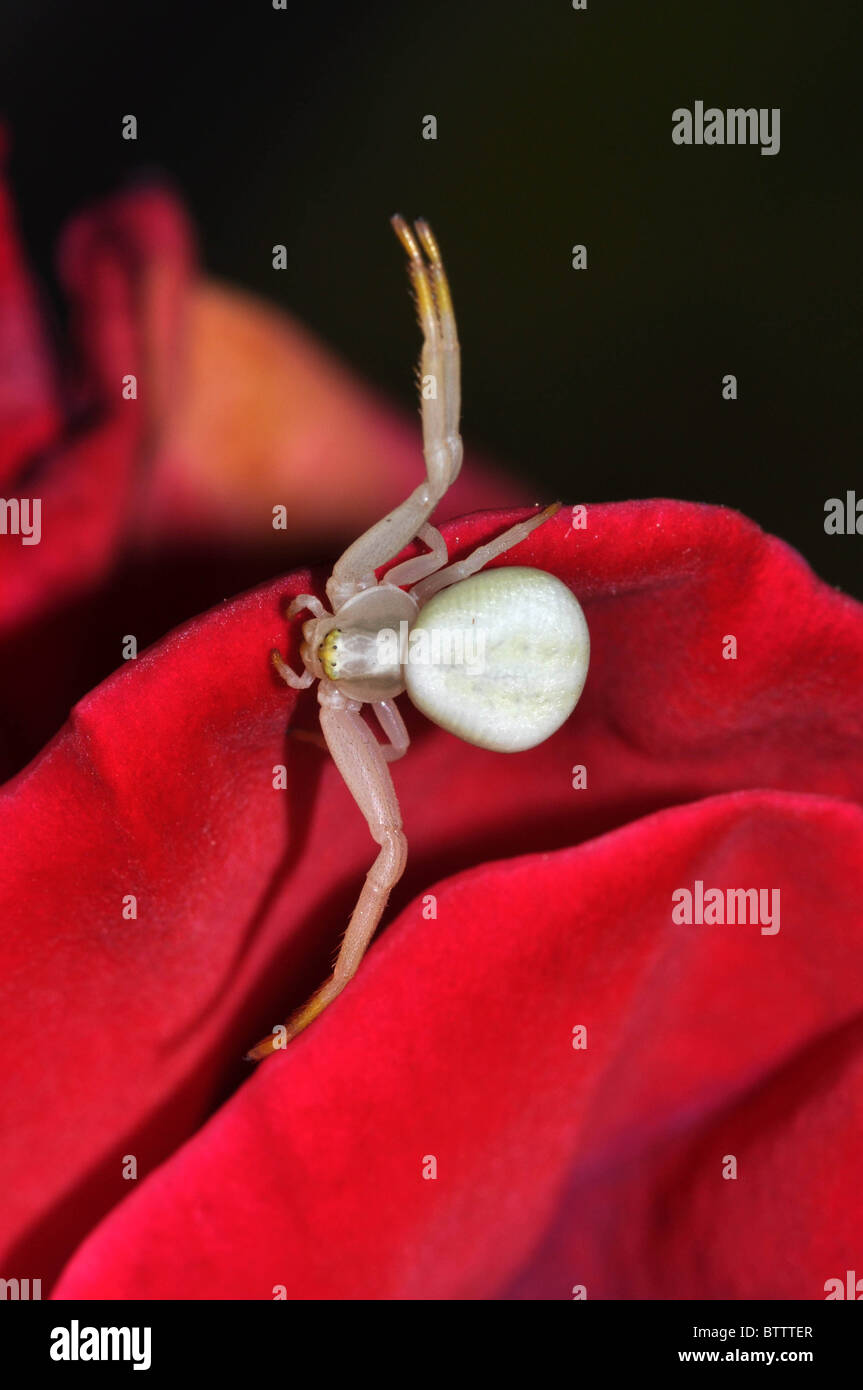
404,566,590,752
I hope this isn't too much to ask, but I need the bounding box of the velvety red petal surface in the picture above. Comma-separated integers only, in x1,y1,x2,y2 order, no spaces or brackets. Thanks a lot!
53,792,863,1300
0,500,859,1297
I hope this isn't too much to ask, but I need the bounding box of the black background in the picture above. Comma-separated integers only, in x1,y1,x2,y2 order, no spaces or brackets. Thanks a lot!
3,0,861,595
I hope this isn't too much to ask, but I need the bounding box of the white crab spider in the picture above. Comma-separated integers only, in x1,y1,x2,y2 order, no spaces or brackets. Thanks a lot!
246,216,589,1060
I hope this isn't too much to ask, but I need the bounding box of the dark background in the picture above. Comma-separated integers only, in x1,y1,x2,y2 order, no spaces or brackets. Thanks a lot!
3,0,861,595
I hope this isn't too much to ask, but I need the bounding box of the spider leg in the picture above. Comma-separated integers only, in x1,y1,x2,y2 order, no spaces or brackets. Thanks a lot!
383,522,448,589
270,593,327,689
414,217,461,490
326,217,462,610
372,698,410,762
411,502,561,605
286,594,326,621
246,684,407,1059
271,650,314,689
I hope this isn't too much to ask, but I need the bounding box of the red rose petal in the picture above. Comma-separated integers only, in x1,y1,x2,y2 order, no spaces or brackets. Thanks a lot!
52,792,863,1299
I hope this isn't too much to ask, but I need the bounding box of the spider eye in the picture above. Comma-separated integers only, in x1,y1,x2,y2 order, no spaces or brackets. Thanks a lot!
319,628,342,680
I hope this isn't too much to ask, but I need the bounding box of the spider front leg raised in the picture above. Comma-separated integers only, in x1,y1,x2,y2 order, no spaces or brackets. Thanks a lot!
325,217,462,610
246,681,408,1060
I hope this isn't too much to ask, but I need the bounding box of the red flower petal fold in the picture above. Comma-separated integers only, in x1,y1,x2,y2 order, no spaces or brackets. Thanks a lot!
52,790,863,1300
